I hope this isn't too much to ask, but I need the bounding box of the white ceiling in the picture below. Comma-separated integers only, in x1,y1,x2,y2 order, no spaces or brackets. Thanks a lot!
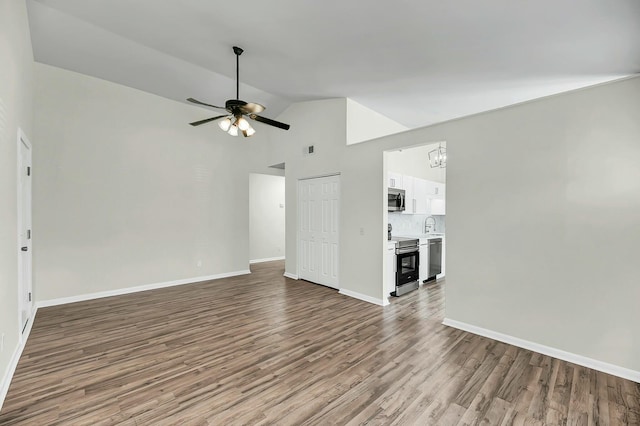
27,0,640,128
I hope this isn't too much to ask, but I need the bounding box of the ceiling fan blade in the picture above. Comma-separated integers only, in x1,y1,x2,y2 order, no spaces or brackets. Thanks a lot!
239,102,265,115
189,115,227,126
249,114,290,130
187,98,226,110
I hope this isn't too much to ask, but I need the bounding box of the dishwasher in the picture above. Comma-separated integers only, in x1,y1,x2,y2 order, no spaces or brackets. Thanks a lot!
427,238,442,281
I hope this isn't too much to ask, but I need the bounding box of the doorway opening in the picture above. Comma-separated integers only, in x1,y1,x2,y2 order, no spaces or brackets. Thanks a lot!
249,173,286,264
383,142,447,302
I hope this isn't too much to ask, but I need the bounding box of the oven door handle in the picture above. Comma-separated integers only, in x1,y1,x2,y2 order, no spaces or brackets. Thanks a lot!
396,247,418,255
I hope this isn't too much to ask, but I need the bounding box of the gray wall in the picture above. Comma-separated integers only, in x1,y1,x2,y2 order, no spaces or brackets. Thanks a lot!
249,173,285,262
267,76,640,373
32,63,275,301
265,98,348,282
0,0,33,398
442,76,640,371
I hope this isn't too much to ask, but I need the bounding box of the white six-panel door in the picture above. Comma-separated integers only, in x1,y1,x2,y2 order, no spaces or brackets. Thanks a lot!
298,175,340,289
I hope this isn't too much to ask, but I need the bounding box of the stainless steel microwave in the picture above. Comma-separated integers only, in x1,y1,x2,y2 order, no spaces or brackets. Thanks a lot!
388,188,405,212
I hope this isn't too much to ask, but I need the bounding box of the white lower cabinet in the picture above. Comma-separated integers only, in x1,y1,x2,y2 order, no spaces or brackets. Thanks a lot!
386,244,396,295
419,240,429,283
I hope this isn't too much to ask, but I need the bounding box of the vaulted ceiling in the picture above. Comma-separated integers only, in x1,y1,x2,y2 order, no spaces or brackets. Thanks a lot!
27,0,640,128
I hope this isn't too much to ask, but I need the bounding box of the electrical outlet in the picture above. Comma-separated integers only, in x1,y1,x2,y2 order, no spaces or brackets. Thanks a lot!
196,260,202,267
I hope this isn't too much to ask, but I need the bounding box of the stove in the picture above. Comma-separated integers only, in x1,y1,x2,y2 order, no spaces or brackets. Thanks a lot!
389,237,420,296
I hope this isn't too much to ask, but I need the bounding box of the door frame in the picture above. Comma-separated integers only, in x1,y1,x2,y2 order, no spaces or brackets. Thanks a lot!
17,128,33,338
296,173,341,288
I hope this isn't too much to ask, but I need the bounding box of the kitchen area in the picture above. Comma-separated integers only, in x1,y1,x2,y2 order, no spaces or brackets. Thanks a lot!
385,142,446,298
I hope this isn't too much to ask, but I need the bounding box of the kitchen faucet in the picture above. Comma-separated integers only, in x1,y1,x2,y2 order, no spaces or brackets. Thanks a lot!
424,216,436,233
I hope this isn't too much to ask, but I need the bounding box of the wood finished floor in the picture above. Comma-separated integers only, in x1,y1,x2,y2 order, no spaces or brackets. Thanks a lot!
1,261,639,425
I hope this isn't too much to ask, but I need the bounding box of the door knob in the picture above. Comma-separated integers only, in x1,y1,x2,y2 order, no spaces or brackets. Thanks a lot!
21,246,28,251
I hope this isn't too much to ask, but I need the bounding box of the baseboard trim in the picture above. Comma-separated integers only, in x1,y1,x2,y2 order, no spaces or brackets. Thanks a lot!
283,272,298,280
0,307,38,411
339,289,387,306
250,256,285,264
36,270,251,308
442,318,640,383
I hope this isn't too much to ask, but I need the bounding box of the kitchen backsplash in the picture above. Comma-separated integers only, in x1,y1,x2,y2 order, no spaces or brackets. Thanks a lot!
389,213,446,236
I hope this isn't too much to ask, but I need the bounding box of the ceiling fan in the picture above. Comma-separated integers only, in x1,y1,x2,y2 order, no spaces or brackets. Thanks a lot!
187,46,290,137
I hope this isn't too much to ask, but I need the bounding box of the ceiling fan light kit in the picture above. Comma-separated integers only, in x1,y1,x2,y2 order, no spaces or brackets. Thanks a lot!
218,117,232,131
187,46,290,137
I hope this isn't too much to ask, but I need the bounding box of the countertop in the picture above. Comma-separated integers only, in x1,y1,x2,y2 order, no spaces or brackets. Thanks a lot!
396,233,444,243
387,233,444,247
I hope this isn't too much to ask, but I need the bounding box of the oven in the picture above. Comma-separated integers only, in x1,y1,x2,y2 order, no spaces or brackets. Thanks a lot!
391,238,420,296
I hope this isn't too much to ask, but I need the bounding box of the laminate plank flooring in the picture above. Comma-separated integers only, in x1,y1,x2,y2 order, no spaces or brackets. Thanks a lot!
1,260,639,425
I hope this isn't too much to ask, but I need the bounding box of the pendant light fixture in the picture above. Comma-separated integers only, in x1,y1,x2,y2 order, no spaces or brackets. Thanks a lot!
428,143,446,168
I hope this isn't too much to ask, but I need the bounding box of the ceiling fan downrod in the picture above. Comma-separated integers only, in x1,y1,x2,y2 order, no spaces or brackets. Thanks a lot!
233,46,243,100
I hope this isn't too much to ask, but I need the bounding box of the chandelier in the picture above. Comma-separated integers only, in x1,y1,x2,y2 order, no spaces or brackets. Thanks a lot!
429,143,446,168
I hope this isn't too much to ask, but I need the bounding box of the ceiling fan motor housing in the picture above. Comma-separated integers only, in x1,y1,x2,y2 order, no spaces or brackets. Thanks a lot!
226,99,248,113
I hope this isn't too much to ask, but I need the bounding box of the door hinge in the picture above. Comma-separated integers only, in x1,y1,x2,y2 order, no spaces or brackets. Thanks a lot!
27,166,31,176
28,292,32,302
27,229,31,239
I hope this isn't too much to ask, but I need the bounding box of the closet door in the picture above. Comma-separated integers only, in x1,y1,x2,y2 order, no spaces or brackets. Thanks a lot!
298,175,340,289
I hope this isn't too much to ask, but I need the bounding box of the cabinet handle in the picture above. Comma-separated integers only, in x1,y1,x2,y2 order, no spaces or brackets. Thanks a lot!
413,199,416,212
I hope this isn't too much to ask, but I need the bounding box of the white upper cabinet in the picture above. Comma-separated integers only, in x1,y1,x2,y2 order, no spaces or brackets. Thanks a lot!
430,198,446,215
433,182,445,199
412,177,429,215
388,172,403,189
402,175,415,214
425,180,445,198
389,172,445,215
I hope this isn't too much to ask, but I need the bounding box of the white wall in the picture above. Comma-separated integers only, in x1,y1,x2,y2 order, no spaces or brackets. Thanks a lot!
267,76,640,375
387,142,446,183
0,0,33,406
346,98,407,145
249,173,285,262
32,63,275,301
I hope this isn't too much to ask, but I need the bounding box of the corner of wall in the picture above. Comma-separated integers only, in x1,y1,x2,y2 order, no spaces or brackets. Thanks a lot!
346,98,408,145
